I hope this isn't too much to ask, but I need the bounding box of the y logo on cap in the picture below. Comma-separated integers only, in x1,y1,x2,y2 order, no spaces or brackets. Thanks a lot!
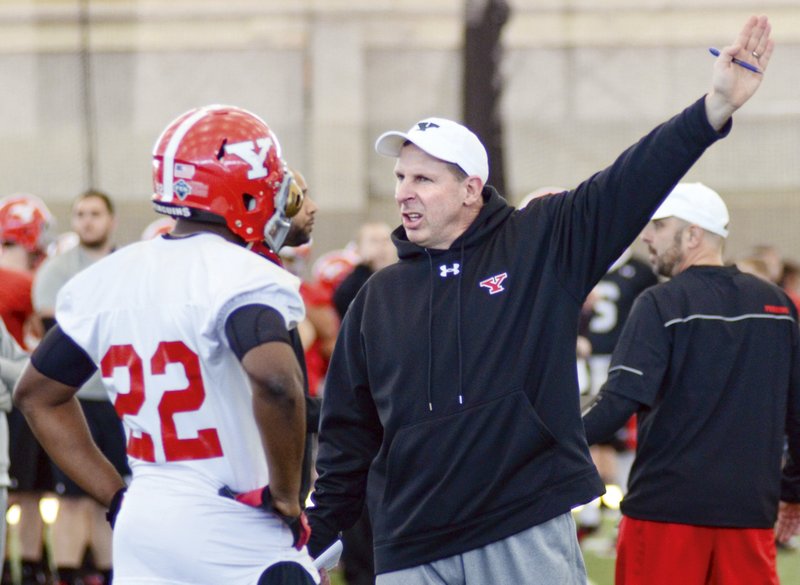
417,122,440,132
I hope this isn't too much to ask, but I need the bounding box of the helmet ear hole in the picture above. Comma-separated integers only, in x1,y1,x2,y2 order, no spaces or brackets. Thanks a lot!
243,194,257,212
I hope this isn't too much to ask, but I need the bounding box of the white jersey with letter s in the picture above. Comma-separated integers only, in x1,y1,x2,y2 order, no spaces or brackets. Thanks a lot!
54,233,304,494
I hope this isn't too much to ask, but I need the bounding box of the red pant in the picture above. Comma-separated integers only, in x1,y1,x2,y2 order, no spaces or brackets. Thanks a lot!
616,516,779,585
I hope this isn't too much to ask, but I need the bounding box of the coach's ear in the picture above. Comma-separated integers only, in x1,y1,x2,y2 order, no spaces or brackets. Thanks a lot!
463,176,484,207
684,224,707,250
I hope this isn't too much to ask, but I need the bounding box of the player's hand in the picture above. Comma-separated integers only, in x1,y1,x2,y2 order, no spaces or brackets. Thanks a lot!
775,501,800,544
219,485,311,550
106,487,127,528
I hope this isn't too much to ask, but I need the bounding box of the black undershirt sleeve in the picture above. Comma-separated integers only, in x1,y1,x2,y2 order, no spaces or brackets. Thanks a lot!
225,304,291,361
582,388,642,446
30,325,98,387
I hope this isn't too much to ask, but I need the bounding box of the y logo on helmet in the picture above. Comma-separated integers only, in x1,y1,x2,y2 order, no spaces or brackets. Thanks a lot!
224,138,274,179
8,202,36,223
479,272,508,295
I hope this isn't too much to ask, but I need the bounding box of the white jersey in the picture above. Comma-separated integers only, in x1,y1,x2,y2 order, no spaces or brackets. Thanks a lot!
57,232,304,491
56,232,318,584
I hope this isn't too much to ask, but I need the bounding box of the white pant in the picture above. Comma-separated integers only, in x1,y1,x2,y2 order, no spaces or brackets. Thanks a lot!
113,474,319,585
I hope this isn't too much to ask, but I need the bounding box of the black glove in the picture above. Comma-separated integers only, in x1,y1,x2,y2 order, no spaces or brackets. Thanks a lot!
219,485,311,550
106,487,127,528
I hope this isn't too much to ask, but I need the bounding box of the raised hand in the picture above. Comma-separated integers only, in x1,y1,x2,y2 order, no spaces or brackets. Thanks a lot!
705,15,774,130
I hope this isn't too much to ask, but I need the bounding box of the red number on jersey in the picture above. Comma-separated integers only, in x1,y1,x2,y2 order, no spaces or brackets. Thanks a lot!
102,342,223,462
152,341,223,461
101,344,156,462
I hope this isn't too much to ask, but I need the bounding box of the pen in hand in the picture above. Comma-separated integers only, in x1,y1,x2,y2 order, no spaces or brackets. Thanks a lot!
708,47,762,74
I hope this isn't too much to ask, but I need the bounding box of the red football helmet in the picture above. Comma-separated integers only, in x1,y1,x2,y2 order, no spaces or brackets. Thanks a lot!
0,193,53,253
312,248,359,293
151,105,303,251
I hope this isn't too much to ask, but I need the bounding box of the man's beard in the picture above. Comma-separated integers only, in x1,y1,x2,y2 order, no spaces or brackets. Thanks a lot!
80,234,109,250
654,230,685,277
284,224,311,248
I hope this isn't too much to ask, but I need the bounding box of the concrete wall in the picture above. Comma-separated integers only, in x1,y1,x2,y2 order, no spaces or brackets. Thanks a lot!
1,0,799,262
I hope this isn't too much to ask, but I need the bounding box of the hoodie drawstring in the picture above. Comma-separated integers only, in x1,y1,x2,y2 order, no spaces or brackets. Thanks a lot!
426,251,434,411
457,241,465,406
425,246,465,411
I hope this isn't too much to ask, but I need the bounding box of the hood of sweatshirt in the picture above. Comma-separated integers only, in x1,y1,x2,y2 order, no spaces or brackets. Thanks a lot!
391,186,514,260
387,185,514,411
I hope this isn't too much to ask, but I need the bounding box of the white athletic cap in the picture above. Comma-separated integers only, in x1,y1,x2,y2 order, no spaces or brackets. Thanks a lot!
651,182,729,238
374,117,489,184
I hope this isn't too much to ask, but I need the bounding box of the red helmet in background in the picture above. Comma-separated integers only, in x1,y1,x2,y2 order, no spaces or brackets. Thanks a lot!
0,193,53,253
312,247,359,295
151,105,303,251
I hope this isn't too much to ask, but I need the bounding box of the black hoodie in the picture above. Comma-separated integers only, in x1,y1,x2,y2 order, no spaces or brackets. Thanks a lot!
308,96,730,573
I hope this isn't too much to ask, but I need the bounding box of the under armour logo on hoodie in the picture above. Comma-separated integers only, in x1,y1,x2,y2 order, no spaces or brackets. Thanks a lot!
440,263,460,277
479,272,508,295
417,122,440,132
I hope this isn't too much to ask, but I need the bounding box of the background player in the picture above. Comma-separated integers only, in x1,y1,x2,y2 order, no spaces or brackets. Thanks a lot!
578,247,658,540
0,193,52,582
0,318,29,580
0,193,52,347
31,190,127,584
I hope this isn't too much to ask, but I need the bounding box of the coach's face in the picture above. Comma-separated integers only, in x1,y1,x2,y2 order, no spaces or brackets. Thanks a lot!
641,217,688,277
393,144,482,250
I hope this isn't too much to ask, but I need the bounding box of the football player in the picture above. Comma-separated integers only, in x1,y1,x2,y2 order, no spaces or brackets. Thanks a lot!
0,193,52,582
0,193,52,346
14,106,318,584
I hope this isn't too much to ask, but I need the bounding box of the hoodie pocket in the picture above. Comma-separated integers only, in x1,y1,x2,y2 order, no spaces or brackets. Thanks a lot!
377,389,556,543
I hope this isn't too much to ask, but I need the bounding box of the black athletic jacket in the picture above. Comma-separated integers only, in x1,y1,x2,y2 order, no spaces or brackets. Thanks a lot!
599,266,800,527
307,97,730,573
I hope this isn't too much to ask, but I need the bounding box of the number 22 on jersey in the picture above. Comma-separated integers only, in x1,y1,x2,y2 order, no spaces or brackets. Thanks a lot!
101,341,223,463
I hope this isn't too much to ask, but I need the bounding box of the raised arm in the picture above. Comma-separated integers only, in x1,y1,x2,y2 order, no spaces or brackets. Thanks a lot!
705,15,774,131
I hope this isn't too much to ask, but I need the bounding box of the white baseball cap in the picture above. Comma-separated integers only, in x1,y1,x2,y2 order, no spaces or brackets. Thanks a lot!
375,117,489,184
651,182,730,238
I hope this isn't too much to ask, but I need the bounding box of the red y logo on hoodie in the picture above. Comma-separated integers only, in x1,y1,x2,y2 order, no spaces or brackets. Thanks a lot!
479,272,508,295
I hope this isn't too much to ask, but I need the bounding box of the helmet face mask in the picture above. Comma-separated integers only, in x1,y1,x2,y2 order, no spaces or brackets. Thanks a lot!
152,105,300,250
263,170,305,252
